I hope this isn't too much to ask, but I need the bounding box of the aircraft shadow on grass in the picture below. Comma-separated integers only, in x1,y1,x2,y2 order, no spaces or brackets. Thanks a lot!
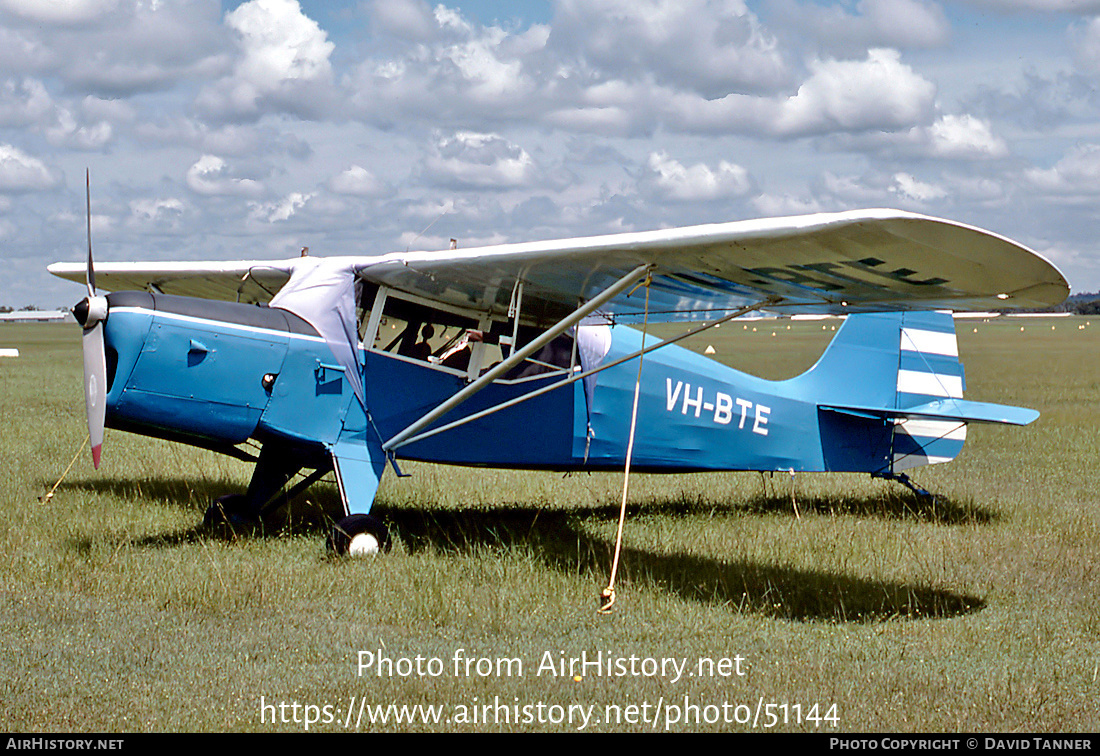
59,474,987,622
383,499,987,623
736,489,996,525
58,475,242,510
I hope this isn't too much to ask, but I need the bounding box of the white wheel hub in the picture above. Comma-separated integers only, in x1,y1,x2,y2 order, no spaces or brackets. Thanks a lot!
348,532,380,556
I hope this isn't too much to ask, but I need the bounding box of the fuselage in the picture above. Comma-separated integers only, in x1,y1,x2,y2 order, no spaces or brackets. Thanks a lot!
98,291,900,477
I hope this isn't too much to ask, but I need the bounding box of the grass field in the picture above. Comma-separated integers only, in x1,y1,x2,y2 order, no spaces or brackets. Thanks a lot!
1,317,1097,732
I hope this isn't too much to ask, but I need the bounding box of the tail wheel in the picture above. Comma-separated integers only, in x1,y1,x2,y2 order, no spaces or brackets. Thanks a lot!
330,514,391,555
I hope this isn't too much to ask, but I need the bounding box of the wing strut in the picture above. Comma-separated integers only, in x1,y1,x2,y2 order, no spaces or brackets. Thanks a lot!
383,297,778,452
382,264,653,453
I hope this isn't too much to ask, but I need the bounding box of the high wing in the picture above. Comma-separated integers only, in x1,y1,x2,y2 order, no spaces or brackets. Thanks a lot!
47,260,296,304
49,209,1069,321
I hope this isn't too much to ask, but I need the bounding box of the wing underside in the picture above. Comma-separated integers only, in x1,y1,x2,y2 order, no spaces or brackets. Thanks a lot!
47,260,295,304
49,209,1069,323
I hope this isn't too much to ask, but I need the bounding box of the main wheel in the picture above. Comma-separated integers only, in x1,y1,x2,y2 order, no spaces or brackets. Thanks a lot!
203,493,260,530
330,514,392,555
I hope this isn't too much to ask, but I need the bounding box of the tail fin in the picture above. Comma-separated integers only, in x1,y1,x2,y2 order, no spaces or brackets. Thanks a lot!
793,311,1036,474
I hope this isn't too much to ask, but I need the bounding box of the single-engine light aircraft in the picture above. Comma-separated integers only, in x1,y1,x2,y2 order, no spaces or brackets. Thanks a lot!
49,208,1068,554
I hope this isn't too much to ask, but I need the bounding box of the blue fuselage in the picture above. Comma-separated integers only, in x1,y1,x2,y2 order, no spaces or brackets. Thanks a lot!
99,292,903,478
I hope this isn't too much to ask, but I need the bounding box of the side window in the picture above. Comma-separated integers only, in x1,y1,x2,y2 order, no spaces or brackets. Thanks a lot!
369,294,482,371
355,280,379,345
500,325,575,380
359,287,576,381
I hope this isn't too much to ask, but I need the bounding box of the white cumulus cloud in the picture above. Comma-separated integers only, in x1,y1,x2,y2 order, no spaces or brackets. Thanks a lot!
127,197,188,229
44,107,112,150
250,191,312,222
328,165,390,198
198,0,335,119
1072,16,1100,76
0,78,55,127
0,144,60,191
774,0,950,56
185,154,263,196
926,115,1008,159
891,172,947,202
776,49,935,135
0,0,119,25
1025,144,1100,199
367,0,436,41
5,1,232,96
422,132,540,189
642,151,752,202
550,0,790,97
653,47,936,136
130,197,185,218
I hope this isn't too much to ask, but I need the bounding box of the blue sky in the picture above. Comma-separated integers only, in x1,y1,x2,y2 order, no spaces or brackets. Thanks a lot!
4,0,1100,307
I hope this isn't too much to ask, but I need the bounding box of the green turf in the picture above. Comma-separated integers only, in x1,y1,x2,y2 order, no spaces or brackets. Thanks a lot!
1,318,1097,732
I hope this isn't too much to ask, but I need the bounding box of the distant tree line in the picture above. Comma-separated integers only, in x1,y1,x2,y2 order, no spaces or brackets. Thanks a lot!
993,292,1100,315
1067,293,1100,315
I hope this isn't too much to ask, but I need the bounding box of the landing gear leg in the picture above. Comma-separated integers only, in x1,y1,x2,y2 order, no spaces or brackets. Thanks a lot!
203,493,260,530
244,442,303,516
204,442,303,531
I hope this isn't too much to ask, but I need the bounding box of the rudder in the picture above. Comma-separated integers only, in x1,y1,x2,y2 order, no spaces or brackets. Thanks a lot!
796,311,971,474
891,311,968,471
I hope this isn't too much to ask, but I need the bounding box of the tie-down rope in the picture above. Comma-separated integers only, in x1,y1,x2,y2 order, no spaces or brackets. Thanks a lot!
598,272,652,614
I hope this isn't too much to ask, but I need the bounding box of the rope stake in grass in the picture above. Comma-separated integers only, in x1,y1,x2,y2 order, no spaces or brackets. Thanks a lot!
598,272,652,615
39,434,89,503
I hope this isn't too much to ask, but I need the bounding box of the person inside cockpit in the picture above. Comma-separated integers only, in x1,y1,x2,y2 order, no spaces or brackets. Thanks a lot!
408,323,435,361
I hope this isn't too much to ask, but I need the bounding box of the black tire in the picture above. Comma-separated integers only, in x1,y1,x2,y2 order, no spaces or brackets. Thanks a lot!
329,514,391,555
203,493,259,530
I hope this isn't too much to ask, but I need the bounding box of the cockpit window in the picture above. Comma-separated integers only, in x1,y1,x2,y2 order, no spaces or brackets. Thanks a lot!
360,287,576,380
500,326,574,379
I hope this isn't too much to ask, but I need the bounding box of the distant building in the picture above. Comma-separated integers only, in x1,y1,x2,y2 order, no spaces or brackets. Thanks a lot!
0,310,74,323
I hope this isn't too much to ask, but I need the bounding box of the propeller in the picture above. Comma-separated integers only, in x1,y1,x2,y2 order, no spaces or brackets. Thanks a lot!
73,169,108,469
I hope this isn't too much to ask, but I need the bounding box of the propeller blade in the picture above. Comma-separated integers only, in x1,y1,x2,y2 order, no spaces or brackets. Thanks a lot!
81,168,105,468
82,321,106,469
85,169,95,297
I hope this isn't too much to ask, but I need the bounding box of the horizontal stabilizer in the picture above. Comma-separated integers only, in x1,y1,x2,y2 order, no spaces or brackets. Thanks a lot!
821,398,1038,426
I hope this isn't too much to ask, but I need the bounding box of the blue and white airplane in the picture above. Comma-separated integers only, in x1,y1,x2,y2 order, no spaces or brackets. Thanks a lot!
50,209,1069,554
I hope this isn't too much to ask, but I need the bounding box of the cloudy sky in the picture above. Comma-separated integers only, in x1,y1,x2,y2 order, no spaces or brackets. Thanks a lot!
4,0,1100,307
